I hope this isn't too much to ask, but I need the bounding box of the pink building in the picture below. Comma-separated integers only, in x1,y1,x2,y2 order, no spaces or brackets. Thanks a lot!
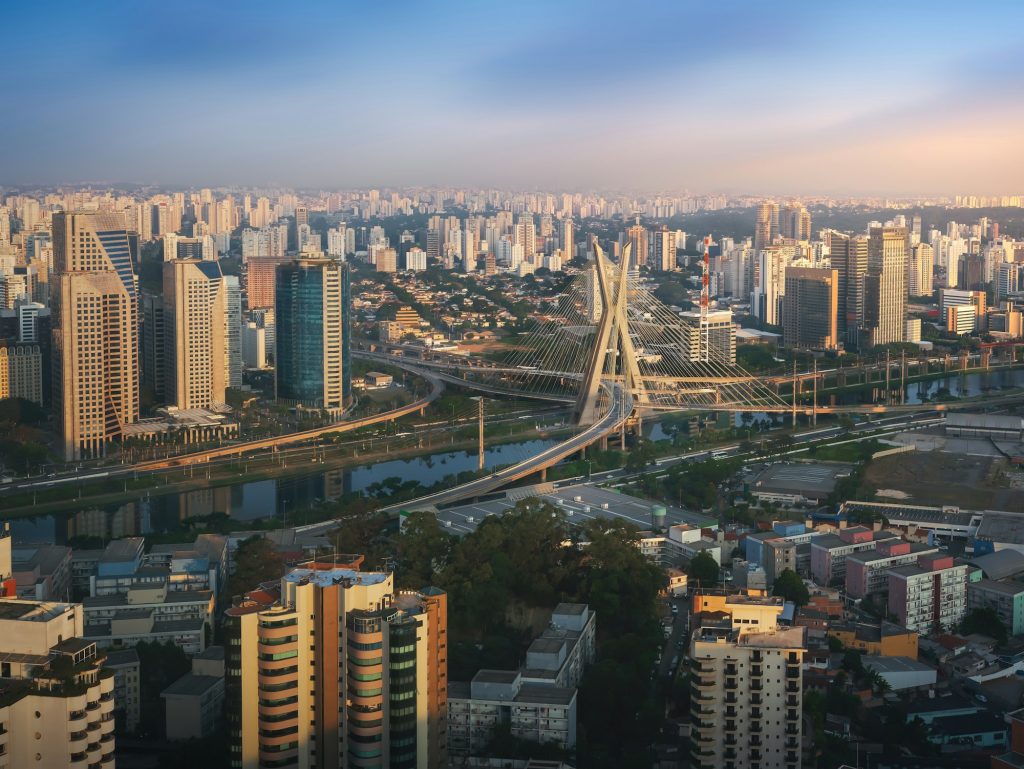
809,526,900,587
845,541,939,600
887,554,969,633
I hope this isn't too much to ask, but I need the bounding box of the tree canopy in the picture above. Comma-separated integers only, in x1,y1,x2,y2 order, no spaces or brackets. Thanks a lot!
687,551,720,587
226,535,286,598
772,568,810,606
961,606,1008,644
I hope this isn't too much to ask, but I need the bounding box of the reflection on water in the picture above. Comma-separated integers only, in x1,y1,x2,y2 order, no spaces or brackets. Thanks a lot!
8,439,558,545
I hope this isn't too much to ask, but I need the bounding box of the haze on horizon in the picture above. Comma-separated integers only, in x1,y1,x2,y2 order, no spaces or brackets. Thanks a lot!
5,0,1024,197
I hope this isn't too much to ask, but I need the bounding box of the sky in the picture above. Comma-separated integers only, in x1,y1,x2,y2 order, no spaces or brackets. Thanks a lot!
4,0,1024,196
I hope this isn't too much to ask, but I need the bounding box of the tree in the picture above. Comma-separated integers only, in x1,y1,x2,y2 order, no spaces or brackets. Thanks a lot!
772,569,810,606
687,551,720,587
226,535,286,598
961,606,1008,644
135,640,191,737
397,510,451,588
624,439,656,471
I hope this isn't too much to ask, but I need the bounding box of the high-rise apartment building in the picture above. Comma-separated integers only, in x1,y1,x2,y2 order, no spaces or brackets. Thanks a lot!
560,218,574,262
0,597,116,769
651,225,677,271
245,256,291,310
780,203,811,241
751,247,788,326
887,554,968,634
163,259,228,409
861,226,908,348
52,212,139,460
907,243,934,297
225,558,448,769
515,216,536,262
224,276,243,388
625,219,649,268
689,596,804,769
754,201,779,252
782,267,839,350
678,310,736,364
141,291,166,402
275,258,351,412
830,232,869,346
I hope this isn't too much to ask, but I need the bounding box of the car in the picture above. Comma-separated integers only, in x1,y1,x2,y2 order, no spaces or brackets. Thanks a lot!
975,693,988,703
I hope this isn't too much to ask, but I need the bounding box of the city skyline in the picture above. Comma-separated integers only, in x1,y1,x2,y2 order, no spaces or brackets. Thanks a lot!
5,1,1024,195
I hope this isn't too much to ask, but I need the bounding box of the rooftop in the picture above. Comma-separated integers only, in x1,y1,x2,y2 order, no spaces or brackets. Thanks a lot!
735,627,806,648
967,550,1024,581
283,567,389,588
101,538,144,563
753,462,852,497
970,578,1024,597
161,672,222,698
103,648,140,668
0,599,75,623
553,602,587,616
862,656,935,675
473,669,519,685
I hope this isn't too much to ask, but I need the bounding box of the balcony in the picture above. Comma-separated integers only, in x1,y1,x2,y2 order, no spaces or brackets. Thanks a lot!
725,678,737,690
693,677,716,691
787,709,799,721
786,737,800,750
786,682,800,694
787,696,799,707
750,681,763,692
787,752,800,764
750,722,763,734
751,665,763,677
786,667,800,679
786,725,799,736
694,732,715,747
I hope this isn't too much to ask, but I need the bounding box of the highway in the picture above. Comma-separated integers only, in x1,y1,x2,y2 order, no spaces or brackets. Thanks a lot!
0,355,447,495
370,383,634,513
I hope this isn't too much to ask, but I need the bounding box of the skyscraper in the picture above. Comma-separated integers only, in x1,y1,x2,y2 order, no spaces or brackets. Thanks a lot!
275,258,351,412
830,232,869,347
907,243,934,297
224,276,243,388
163,259,228,409
52,212,139,460
560,217,574,262
651,225,677,271
225,558,448,769
754,201,779,252
782,267,839,350
751,247,788,326
625,218,649,268
780,203,811,241
862,226,908,348
515,215,536,262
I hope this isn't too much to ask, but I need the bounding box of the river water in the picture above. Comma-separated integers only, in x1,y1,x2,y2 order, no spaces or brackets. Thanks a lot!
11,368,1024,545
9,439,557,545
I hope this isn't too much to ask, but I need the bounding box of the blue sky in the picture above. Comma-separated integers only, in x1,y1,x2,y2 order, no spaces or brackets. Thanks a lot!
4,0,1023,195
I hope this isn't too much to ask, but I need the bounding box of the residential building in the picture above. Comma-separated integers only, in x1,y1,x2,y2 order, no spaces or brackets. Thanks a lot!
689,610,804,769
830,232,869,345
752,246,788,326
992,707,1024,769
844,540,939,600
245,256,289,310
887,554,969,633
162,646,225,741
448,604,594,757
754,201,779,252
810,527,900,587
224,275,243,388
52,211,139,460
10,544,72,601
105,647,141,733
275,258,351,412
0,343,43,404
861,226,908,348
691,593,786,633
651,225,677,271
967,579,1024,636
164,258,228,409
625,219,649,267
448,672,577,757
0,598,116,768
224,558,448,769
678,309,736,364
827,621,918,658
780,203,811,241
908,243,934,297
83,582,214,655
782,267,839,349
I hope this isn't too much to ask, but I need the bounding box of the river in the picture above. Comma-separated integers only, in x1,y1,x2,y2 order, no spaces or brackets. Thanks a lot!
8,439,558,545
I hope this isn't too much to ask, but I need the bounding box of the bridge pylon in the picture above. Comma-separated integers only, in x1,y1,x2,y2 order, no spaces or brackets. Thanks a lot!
572,243,646,426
